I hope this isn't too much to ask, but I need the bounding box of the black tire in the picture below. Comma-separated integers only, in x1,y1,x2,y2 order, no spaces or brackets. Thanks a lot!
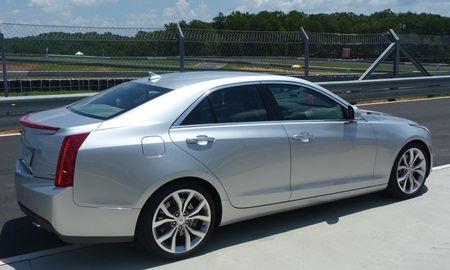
386,143,429,199
137,182,216,260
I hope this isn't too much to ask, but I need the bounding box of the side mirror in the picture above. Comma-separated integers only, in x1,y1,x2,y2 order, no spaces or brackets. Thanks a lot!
347,105,362,120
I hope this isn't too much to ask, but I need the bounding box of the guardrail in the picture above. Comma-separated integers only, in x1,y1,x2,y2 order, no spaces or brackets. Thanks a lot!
320,75,450,101
0,93,95,130
1,75,450,131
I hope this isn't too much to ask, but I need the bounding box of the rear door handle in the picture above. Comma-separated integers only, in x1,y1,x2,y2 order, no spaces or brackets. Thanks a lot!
293,132,315,143
186,135,215,145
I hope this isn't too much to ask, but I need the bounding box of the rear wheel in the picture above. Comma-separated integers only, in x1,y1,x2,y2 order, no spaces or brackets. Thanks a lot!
137,183,216,259
387,143,429,199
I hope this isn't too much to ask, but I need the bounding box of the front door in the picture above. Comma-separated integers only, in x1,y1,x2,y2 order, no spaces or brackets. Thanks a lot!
265,83,377,200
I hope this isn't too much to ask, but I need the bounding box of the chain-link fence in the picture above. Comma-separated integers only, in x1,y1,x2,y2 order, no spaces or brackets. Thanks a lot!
1,22,450,95
399,34,450,65
182,28,304,74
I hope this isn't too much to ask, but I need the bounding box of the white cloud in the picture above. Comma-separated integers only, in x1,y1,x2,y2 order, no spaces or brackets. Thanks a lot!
163,0,190,18
28,0,117,13
125,10,161,28
28,0,70,13
163,0,210,23
29,0,116,7
69,16,90,26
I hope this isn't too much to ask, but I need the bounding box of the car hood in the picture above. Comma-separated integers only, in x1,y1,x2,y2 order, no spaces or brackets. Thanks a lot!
361,109,419,125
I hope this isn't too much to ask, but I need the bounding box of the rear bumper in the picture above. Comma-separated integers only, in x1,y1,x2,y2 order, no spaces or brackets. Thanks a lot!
15,169,139,243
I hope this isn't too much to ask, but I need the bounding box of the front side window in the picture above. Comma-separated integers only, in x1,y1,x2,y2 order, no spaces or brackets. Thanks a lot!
182,85,269,125
68,82,172,120
268,84,345,120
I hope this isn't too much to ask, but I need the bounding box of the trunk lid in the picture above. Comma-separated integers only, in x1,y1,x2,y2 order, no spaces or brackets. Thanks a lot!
18,107,102,180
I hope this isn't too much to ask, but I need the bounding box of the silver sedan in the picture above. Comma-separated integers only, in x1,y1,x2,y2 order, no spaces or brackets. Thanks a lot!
15,71,432,259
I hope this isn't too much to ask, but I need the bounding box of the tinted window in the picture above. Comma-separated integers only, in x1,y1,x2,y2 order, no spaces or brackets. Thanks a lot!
181,85,269,125
68,82,172,120
268,85,344,120
181,99,215,125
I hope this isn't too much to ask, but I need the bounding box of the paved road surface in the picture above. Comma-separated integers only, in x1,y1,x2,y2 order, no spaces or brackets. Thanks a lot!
360,97,450,167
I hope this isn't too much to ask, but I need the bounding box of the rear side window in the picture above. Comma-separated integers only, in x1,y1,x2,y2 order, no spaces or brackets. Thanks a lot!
68,82,172,120
182,85,269,125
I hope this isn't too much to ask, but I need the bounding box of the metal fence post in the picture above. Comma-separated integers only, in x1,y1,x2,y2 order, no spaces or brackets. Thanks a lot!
176,23,185,72
389,29,400,78
299,27,309,80
1,24,9,97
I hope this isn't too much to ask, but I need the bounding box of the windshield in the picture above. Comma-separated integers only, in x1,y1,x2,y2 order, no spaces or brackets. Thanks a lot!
68,82,172,120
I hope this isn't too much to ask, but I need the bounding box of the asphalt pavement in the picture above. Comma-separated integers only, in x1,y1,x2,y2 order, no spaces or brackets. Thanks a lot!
360,97,450,167
1,165,449,269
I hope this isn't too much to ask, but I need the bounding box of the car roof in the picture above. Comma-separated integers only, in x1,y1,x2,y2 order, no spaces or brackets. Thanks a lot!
133,71,301,90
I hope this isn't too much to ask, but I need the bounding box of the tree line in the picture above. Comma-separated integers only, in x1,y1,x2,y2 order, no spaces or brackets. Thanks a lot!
171,9,450,35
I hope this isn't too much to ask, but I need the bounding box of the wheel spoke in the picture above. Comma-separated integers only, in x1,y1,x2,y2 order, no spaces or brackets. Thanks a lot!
153,217,175,228
398,165,407,170
411,149,421,164
187,199,208,218
408,175,415,191
182,191,196,213
414,168,426,177
184,230,192,251
172,192,183,214
170,230,178,253
408,149,415,165
413,159,425,170
156,226,177,245
397,172,407,183
188,214,210,223
411,174,422,187
401,154,409,167
159,203,176,220
401,177,408,191
186,225,207,238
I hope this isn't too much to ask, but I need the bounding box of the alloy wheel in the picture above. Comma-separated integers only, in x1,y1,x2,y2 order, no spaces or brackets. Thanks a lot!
152,189,212,254
395,147,427,194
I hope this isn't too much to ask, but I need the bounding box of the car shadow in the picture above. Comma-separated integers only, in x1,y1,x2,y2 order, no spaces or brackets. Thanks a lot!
0,216,67,259
205,187,428,253
1,187,428,269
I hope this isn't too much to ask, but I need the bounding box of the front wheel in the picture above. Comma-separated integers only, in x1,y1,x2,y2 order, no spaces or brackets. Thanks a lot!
387,143,429,199
137,183,216,260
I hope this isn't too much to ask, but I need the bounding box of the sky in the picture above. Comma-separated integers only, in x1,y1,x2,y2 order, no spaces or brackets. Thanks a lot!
1,0,450,29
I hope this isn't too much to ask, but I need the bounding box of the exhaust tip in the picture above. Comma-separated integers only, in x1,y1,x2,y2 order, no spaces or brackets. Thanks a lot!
31,219,41,228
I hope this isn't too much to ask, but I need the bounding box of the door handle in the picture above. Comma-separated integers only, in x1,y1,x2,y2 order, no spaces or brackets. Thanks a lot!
293,132,315,143
186,135,215,145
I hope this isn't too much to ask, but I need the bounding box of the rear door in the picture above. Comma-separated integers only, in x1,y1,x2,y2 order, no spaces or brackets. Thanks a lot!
170,84,291,208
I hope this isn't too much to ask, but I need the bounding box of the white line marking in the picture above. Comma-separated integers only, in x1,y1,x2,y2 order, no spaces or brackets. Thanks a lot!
0,244,94,265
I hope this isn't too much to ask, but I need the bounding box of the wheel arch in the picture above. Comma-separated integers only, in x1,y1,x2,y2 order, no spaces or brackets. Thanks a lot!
401,139,433,178
135,176,223,235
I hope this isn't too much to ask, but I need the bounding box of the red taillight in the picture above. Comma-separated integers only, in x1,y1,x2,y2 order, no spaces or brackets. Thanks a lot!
20,114,60,131
55,133,90,187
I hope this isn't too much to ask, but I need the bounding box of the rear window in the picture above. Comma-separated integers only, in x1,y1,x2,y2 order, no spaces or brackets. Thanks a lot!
68,82,172,120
